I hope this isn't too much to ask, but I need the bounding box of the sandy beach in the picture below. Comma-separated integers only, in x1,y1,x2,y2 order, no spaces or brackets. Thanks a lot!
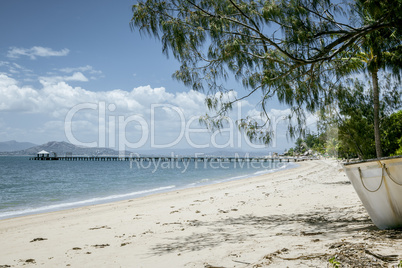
0,159,401,267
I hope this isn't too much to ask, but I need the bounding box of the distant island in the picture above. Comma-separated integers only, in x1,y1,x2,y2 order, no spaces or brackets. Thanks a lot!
0,140,275,157
0,140,37,152
0,141,124,156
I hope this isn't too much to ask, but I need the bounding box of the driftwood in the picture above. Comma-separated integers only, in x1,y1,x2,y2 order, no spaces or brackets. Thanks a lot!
364,249,399,262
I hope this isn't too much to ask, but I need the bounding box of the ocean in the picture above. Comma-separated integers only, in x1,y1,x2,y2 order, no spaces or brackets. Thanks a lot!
0,156,297,220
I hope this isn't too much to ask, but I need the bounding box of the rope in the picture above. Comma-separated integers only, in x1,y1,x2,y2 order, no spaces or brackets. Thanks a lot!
358,163,402,192
358,166,384,193
383,164,402,186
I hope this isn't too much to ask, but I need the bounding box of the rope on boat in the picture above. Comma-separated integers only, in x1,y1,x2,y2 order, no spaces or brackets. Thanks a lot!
358,166,383,192
358,164,402,192
384,164,402,186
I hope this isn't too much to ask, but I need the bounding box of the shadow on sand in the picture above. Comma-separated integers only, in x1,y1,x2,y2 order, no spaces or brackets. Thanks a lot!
151,210,373,255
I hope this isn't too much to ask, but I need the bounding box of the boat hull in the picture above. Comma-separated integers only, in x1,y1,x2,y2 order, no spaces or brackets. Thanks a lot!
343,156,402,229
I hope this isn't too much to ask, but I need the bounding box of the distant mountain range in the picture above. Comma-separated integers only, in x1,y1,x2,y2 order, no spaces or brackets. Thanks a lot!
0,141,274,157
0,141,125,156
0,140,38,152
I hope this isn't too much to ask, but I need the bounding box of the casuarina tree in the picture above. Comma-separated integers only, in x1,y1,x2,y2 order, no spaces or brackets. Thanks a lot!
131,0,402,153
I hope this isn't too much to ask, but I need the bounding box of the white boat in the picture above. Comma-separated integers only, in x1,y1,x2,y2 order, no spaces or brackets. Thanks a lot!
343,156,402,229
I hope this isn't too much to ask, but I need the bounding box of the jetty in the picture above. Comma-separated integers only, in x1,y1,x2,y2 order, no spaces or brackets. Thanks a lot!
29,155,315,162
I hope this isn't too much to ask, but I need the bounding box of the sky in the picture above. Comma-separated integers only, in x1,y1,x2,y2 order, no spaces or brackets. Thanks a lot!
0,0,317,154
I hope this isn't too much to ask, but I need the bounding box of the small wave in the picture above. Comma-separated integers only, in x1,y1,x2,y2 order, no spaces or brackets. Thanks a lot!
215,162,294,183
183,178,210,188
0,185,176,219
253,165,285,175
253,169,272,175
214,174,249,183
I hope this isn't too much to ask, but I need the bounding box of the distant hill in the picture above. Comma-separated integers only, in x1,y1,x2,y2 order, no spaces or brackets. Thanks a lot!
2,141,126,156
0,140,276,157
0,140,38,152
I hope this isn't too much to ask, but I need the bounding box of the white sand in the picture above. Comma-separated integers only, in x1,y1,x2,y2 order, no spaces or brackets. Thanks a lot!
0,159,401,267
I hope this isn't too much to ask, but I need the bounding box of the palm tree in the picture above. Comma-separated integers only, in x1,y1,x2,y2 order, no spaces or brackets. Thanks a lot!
352,45,384,157
346,1,402,158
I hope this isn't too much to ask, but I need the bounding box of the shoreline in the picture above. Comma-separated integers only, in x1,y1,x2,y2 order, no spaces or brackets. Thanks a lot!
0,159,297,220
1,159,401,267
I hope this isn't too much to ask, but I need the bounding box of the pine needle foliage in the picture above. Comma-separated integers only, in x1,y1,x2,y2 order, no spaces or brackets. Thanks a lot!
131,0,402,145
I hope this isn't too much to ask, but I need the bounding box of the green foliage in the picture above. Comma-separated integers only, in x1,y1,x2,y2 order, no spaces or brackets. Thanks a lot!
318,75,401,159
319,106,402,159
294,137,306,153
339,0,402,157
131,0,402,145
382,110,402,156
297,77,401,159
395,143,402,156
337,79,376,159
306,133,327,154
328,256,341,268
304,133,317,150
286,132,325,156
285,147,294,156
325,138,339,157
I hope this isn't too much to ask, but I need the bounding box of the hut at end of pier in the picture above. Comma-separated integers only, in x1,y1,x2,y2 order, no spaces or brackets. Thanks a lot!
37,150,50,158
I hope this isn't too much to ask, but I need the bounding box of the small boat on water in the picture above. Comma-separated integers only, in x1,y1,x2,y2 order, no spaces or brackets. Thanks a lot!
343,156,402,229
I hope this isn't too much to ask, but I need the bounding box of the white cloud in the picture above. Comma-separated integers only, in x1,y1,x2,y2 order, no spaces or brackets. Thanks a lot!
7,46,70,59
58,65,102,75
0,73,18,88
0,73,251,122
0,73,295,149
39,72,89,85
0,74,179,116
0,61,34,76
0,74,40,112
67,72,88,82
54,65,103,82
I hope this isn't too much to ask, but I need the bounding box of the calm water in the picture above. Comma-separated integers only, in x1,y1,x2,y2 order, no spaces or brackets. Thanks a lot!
0,156,296,219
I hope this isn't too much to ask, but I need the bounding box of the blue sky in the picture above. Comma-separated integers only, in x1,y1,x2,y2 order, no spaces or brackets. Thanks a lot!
0,0,311,153
0,0,185,92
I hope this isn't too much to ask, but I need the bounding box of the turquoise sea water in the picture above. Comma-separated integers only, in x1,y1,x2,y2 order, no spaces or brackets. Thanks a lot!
0,156,296,219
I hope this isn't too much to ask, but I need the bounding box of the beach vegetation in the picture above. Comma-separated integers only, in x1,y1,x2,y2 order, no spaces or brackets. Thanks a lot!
285,132,327,156
288,91,402,159
316,75,401,159
131,0,401,157
328,256,341,268
334,1,402,158
382,110,402,156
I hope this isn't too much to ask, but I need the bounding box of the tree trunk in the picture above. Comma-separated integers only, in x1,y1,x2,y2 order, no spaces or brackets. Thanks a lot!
372,68,383,158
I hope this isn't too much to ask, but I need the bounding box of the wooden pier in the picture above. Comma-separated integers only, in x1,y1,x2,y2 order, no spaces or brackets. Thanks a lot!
29,155,315,162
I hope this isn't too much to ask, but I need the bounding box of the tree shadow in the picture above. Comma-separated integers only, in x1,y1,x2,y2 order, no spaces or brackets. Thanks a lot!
150,210,374,256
